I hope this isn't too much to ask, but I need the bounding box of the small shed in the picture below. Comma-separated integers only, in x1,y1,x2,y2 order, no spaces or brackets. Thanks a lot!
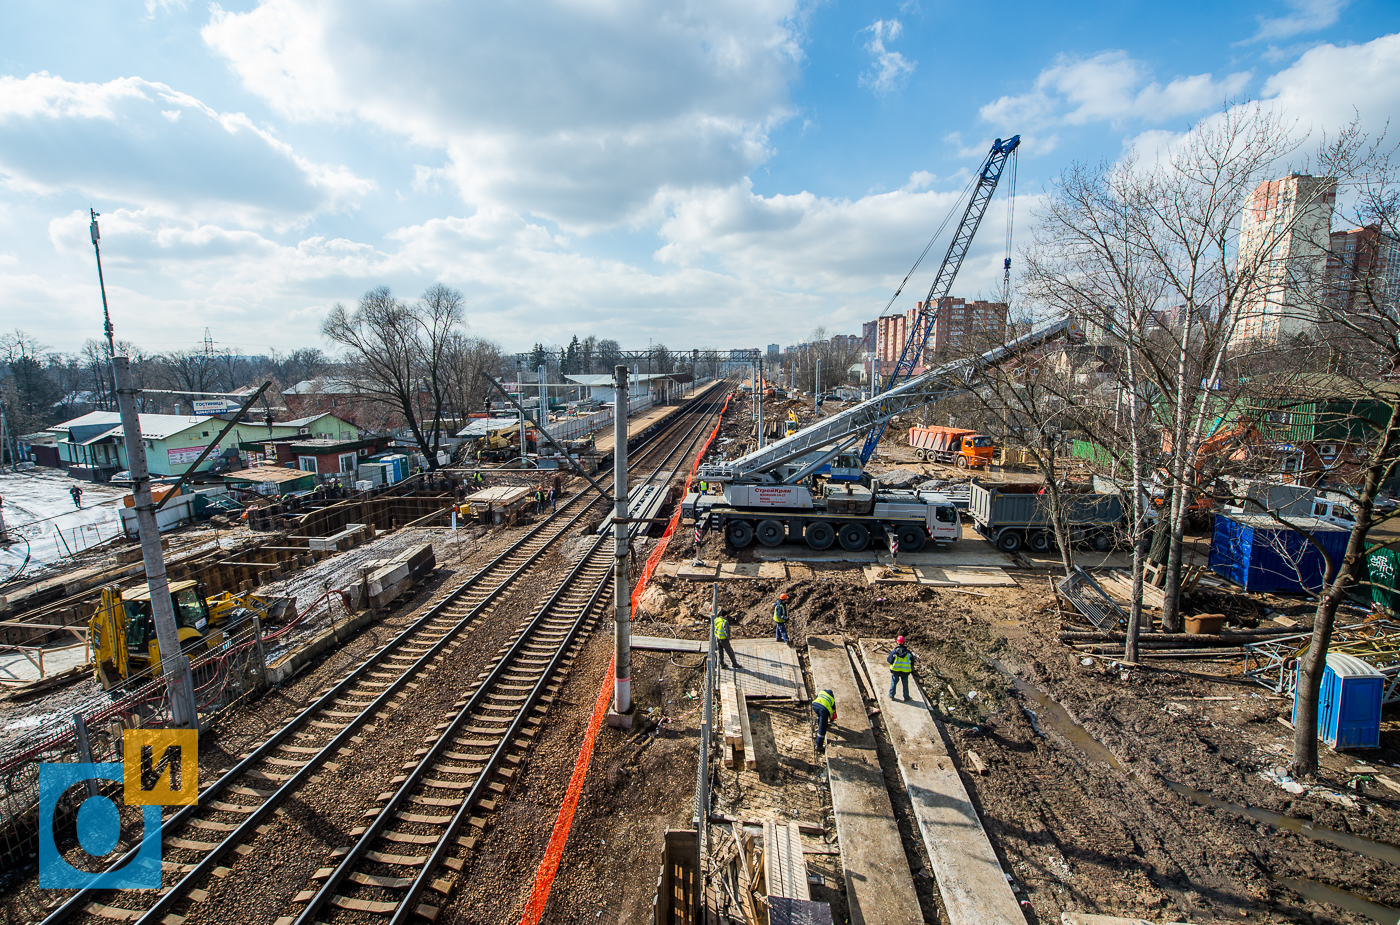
1293,653,1384,749
1208,513,1350,593
223,466,316,496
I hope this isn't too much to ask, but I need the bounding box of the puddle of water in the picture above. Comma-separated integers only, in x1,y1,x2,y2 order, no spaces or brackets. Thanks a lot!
986,657,1127,773
1163,778,1400,866
991,652,1400,878
1273,875,1400,925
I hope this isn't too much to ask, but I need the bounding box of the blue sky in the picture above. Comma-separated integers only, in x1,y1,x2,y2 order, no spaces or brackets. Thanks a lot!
2,0,1398,358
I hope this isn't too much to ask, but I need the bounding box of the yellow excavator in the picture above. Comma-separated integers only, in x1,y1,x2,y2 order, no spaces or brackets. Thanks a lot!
88,581,292,689
785,410,800,437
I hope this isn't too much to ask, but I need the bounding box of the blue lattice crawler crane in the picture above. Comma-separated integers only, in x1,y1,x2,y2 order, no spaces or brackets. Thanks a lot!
1293,653,1384,749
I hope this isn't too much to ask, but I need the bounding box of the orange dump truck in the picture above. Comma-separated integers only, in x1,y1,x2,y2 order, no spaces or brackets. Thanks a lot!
907,426,994,468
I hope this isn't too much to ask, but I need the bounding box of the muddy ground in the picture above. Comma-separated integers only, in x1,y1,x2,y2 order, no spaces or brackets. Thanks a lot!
540,487,1400,925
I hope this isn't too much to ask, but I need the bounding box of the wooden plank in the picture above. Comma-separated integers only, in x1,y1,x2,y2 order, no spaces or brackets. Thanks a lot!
721,680,742,746
857,639,1023,925
806,635,923,925
630,635,707,653
765,821,810,901
738,689,756,770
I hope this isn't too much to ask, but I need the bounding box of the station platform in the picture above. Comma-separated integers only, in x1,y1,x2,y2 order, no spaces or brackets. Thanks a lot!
857,639,1024,925
591,379,725,455
806,635,924,925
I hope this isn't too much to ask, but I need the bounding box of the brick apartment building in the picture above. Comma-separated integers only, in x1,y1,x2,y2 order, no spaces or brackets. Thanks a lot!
871,297,1009,376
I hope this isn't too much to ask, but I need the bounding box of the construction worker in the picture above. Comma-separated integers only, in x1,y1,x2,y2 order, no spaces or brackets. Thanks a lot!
548,484,558,512
772,593,790,644
812,688,837,751
713,608,738,670
698,479,708,495
887,635,917,700
473,470,485,488
534,488,545,513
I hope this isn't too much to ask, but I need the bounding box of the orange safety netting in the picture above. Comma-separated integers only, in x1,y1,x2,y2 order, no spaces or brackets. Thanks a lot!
518,391,731,925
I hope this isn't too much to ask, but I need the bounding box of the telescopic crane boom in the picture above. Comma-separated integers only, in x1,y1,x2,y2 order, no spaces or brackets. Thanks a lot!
860,135,1021,463
699,313,1083,490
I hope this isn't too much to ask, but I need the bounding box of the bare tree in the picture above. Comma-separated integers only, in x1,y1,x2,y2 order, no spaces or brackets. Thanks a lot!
322,284,467,468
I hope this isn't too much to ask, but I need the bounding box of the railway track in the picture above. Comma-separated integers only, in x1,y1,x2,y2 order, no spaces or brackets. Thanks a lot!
33,382,729,925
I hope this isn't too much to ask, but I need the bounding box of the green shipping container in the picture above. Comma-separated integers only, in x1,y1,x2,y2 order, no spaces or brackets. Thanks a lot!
1366,545,1400,609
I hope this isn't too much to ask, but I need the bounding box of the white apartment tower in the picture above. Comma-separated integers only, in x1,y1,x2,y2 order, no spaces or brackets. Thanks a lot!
1231,174,1336,349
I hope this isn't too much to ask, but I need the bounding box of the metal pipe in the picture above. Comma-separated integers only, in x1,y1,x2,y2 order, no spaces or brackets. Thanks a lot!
756,358,765,450
612,366,632,717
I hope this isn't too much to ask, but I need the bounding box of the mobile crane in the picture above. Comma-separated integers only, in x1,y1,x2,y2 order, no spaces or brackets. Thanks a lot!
682,136,1068,553
685,315,1084,551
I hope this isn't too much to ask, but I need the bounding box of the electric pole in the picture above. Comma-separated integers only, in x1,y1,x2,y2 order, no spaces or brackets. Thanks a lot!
608,366,632,727
89,210,117,409
114,357,199,728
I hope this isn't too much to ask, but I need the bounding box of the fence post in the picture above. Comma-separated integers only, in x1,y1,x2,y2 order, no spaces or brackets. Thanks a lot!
73,713,99,797
252,617,268,690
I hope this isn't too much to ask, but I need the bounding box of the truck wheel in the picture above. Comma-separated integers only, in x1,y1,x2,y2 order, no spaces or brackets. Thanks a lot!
1091,531,1113,552
896,525,925,553
1028,530,1051,553
914,449,927,461
805,521,836,550
955,455,969,468
838,523,870,551
727,520,754,548
756,519,785,547
996,530,1022,552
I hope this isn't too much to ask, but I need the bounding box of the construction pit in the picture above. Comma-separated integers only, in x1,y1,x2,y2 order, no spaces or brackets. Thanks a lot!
1,386,1398,925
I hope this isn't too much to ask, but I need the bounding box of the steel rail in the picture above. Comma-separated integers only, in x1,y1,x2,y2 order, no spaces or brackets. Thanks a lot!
295,379,731,924
37,381,730,925
38,486,609,925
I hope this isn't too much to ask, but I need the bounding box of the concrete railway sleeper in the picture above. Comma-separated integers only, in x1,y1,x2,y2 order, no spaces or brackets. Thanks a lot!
288,536,616,925
32,381,730,925
36,488,608,925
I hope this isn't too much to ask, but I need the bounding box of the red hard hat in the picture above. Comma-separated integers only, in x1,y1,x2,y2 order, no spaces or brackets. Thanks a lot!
896,635,905,644
779,593,789,600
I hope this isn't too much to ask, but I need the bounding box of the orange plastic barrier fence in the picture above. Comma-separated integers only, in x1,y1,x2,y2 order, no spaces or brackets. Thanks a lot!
517,653,614,925
518,392,730,924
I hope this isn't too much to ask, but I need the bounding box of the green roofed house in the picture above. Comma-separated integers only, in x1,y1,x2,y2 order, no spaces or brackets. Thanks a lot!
46,411,316,481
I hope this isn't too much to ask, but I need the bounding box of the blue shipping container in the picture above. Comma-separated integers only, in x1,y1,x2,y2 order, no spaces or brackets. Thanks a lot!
1208,513,1350,593
1292,653,1383,749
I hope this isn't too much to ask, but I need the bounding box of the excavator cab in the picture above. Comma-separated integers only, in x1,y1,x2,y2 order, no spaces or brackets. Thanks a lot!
89,579,242,689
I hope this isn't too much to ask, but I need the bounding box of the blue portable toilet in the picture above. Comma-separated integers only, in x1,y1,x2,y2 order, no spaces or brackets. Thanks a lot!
1293,653,1384,749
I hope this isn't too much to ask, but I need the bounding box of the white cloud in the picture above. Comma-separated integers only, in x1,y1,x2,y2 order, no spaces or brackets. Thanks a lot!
655,179,1033,302
203,0,804,230
1248,0,1348,43
1260,32,1400,131
858,20,916,95
0,73,372,227
979,51,1250,130
1121,33,1400,166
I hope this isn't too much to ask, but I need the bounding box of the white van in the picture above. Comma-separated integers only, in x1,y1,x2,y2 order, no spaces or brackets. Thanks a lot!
1311,497,1357,529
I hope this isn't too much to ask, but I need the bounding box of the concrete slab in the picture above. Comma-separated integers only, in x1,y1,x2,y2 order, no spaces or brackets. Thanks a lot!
724,639,807,701
856,639,1023,925
806,635,924,925
923,566,1018,587
861,563,1019,588
676,561,719,580
719,562,763,579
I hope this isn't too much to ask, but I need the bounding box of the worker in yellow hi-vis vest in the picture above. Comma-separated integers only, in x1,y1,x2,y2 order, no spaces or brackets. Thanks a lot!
887,636,917,700
713,609,738,670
